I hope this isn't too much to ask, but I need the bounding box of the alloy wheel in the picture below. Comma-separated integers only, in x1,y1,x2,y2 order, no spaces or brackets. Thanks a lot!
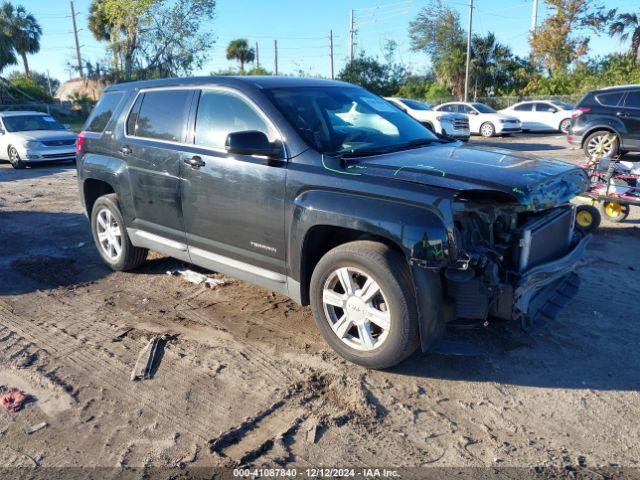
96,208,123,261
586,135,613,157
322,266,390,351
560,119,571,134
480,123,494,137
9,147,22,167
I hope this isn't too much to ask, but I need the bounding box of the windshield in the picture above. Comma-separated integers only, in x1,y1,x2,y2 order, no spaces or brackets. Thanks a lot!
401,98,432,111
2,115,65,132
471,103,496,113
551,101,573,110
266,86,439,156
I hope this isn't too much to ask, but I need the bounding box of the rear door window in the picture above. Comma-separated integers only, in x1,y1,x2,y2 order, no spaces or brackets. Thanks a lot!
535,103,556,112
623,91,640,109
85,91,124,132
194,90,276,149
129,89,192,142
596,92,624,107
514,103,533,111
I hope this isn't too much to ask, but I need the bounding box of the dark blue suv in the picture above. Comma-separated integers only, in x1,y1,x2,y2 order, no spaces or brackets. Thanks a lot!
568,85,640,158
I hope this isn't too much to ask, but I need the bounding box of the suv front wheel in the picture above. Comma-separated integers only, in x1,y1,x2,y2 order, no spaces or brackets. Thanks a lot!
91,194,148,271
310,241,419,369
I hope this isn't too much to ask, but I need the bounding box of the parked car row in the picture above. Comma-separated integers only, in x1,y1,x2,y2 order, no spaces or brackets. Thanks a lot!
385,97,579,139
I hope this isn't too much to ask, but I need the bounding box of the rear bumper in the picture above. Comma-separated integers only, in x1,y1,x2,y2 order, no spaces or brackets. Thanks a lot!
513,233,591,329
566,133,584,147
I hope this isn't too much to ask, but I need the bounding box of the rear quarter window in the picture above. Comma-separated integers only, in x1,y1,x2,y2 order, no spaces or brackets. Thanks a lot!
85,91,124,132
596,92,624,107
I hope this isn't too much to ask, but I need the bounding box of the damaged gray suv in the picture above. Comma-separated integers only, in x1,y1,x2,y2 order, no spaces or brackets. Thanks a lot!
77,77,590,369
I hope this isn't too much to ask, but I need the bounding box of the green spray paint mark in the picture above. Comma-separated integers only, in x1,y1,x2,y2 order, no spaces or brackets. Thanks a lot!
347,164,367,170
432,244,442,257
321,155,362,176
512,187,526,196
394,164,446,177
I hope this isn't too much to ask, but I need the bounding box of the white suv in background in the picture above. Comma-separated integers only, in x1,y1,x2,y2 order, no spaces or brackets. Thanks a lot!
434,102,521,137
0,111,77,169
499,100,575,133
385,97,470,141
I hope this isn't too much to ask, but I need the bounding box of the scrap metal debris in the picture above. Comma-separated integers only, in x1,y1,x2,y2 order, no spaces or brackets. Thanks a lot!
111,326,133,342
166,269,226,288
131,337,165,381
24,421,48,434
1,389,27,413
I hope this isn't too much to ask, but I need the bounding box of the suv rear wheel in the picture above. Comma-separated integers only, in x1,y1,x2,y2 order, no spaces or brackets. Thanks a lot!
91,194,148,271
584,130,619,158
309,241,419,369
559,118,571,134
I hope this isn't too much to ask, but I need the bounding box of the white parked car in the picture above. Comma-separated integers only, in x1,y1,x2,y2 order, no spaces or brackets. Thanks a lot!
384,97,470,141
0,111,77,169
434,102,521,137
499,100,575,134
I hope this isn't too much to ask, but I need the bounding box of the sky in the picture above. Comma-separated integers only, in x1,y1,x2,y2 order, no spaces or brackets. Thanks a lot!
24,0,640,84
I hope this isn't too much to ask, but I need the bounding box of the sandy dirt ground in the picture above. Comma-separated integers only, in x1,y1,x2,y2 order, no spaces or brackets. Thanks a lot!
0,133,639,473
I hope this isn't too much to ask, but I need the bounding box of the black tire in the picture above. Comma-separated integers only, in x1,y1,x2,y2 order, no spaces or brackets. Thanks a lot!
583,130,620,158
598,201,630,223
479,122,495,138
575,204,601,233
91,193,148,271
559,118,571,134
309,241,420,369
8,146,25,169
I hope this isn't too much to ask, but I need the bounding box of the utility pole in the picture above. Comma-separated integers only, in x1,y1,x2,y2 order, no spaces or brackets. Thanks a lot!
349,9,355,63
463,0,473,102
70,0,84,79
274,40,278,75
329,29,334,79
531,0,539,34
46,70,53,97
255,42,260,69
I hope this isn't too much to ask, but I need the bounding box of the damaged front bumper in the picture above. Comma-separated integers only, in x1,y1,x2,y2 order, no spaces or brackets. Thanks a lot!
512,233,590,329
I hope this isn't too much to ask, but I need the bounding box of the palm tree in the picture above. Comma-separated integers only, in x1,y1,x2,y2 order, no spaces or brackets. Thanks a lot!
0,2,41,76
0,7,15,80
471,32,513,98
609,11,640,58
226,39,255,73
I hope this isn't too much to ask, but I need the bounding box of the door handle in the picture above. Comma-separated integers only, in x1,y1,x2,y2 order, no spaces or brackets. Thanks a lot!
184,155,205,169
119,145,132,155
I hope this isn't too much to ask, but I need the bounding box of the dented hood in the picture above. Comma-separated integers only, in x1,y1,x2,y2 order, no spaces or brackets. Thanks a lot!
344,143,590,210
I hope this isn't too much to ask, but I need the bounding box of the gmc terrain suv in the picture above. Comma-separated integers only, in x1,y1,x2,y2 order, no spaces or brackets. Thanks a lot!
77,77,590,369
568,84,640,157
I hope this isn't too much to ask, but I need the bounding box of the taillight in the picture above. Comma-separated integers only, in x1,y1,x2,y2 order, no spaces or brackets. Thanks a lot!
571,107,590,119
76,131,85,155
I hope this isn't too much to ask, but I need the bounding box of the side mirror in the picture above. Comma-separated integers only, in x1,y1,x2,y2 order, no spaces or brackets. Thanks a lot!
469,110,478,115
225,131,281,158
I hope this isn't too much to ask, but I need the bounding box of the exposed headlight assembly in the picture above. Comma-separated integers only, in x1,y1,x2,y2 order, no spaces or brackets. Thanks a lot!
23,140,42,148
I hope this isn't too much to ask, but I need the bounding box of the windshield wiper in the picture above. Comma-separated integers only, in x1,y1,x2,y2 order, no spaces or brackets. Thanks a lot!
337,138,443,158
